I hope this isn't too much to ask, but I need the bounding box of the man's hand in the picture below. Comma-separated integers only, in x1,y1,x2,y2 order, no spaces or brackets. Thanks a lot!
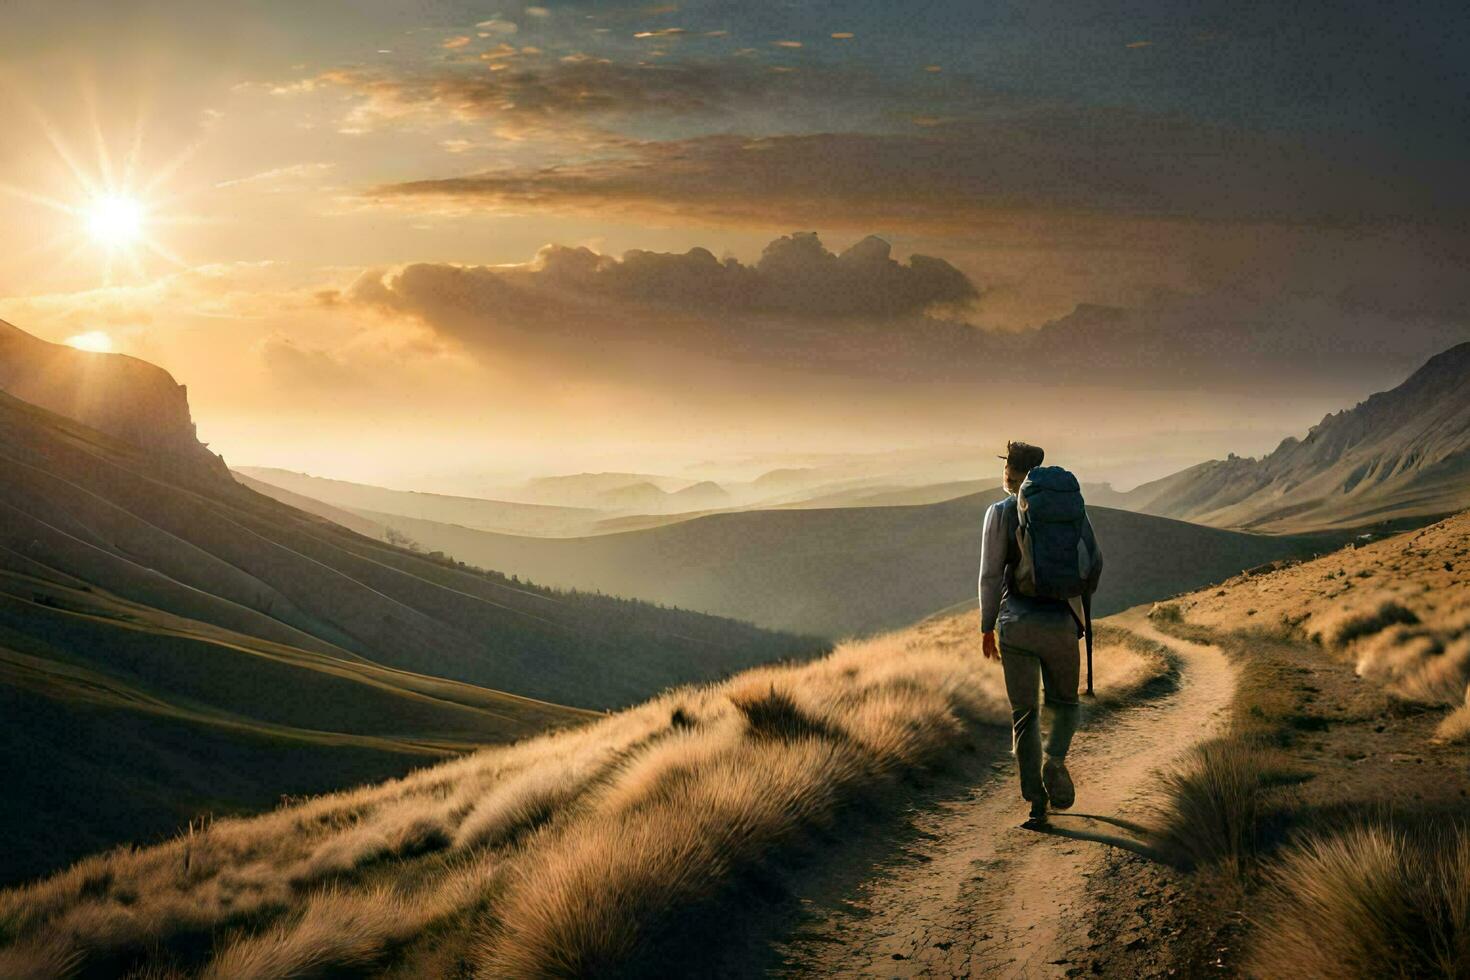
982,630,1000,661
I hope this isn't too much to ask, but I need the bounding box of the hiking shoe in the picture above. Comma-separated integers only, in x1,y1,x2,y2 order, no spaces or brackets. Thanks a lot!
1043,758,1075,810
1023,797,1049,828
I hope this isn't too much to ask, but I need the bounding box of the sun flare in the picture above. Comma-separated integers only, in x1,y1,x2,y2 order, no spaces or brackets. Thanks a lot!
85,195,146,247
64,330,115,353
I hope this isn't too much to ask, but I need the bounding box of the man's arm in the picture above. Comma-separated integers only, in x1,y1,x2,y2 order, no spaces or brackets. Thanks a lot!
978,502,1007,633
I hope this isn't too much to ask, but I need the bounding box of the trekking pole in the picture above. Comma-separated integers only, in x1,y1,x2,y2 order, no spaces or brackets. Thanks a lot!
1083,591,1094,697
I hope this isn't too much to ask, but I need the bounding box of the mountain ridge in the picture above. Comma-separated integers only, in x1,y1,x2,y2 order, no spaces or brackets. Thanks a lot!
1119,341,1470,531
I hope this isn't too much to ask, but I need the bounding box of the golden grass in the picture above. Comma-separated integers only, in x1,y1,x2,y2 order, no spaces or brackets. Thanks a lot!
1174,512,1470,742
1439,701,1470,743
1147,645,1302,872
0,609,1164,978
1248,822,1470,979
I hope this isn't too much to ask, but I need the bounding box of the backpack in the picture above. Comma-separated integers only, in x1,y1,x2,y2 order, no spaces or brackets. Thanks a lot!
1013,465,1098,600
1013,465,1103,694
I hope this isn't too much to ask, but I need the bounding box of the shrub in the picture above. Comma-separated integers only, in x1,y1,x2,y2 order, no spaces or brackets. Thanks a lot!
1332,601,1420,648
1248,823,1470,979
1149,602,1184,624
1149,740,1293,872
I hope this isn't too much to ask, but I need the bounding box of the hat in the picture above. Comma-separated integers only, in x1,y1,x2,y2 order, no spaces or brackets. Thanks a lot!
999,440,1045,471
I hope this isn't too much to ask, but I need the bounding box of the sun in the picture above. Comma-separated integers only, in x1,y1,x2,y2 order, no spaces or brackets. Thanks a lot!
0,92,194,283
85,195,146,248
65,330,115,353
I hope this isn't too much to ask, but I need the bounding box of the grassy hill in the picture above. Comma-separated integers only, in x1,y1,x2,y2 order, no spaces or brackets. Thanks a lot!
0,375,820,884
5,509,1462,978
348,491,1342,637
0,597,1169,978
1110,511,1470,976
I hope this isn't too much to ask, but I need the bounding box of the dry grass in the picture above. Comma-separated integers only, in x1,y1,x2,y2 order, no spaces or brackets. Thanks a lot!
1439,702,1470,743
1173,512,1470,741
0,608,1164,978
1147,645,1303,872
1150,741,1289,873
1248,822,1470,979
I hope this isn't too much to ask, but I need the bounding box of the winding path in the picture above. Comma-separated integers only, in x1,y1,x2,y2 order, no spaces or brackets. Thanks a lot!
772,608,1236,978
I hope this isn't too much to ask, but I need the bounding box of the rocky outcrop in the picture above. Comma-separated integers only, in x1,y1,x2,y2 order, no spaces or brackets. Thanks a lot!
0,318,229,479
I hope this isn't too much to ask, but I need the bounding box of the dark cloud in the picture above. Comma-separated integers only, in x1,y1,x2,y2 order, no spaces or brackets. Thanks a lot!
369,117,1459,230
337,229,1469,397
352,231,976,322
293,57,883,140
531,232,976,316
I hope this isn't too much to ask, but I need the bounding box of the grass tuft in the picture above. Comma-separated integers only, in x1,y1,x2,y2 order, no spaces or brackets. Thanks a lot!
1248,822,1470,980
1332,601,1420,648
1149,741,1294,872
728,684,842,742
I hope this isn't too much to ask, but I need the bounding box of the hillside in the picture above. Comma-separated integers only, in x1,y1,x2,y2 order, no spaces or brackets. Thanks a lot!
233,470,392,540
1118,341,1470,531
0,323,823,883
234,466,601,536
0,390,815,708
0,595,1170,979
350,491,1340,637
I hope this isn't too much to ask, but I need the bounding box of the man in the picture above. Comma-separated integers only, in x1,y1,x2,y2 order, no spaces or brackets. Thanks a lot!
979,440,1103,827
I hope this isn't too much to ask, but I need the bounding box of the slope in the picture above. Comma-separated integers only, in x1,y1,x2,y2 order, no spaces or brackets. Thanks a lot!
349,491,1339,637
234,466,602,536
1119,341,1470,531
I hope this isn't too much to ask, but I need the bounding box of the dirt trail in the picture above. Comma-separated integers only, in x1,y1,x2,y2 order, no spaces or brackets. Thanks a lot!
772,609,1236,978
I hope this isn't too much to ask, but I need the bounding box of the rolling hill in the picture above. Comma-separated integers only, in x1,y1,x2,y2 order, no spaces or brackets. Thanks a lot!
347,492,1341,637
1116,341,1470,531
0,323,823,883
234,466,602,536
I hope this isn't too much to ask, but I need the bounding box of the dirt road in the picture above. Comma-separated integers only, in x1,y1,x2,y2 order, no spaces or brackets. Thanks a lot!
772,608,1236,978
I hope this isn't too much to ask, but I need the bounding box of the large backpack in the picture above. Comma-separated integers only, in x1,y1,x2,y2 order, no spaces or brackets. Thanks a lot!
1013,466,1102,693
1013,466,1097,601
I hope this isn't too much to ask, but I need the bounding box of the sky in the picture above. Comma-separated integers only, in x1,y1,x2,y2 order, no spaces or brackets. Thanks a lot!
1,0,1467,492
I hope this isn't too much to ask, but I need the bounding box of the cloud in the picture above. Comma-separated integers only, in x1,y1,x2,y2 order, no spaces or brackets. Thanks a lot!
366,111,1455,231
287,59,810,140
327,226,1470,400
258,334,362,388
213,162,335,190
353,231,976,321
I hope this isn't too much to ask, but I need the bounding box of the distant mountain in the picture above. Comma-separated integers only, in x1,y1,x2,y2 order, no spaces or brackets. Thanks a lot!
669,480,731,508
597,480,673,511
233,470,391,540
351,492,1339,637
235,466,602,536
1118,342,1470,531
512,471,689,508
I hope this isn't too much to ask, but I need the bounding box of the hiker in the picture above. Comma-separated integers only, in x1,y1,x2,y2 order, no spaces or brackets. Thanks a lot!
978,441,1103,827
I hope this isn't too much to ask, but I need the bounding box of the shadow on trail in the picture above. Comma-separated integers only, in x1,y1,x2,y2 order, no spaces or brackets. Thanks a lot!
1029,811,1166,862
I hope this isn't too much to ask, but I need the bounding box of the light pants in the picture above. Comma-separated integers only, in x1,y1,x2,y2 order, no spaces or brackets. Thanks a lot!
999,620,1081,804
